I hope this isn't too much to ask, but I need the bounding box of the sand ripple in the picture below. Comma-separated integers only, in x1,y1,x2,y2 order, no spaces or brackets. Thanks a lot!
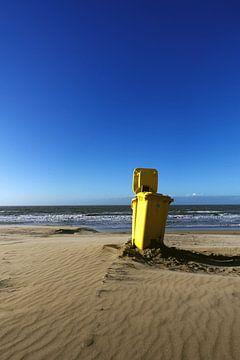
1,228,240,359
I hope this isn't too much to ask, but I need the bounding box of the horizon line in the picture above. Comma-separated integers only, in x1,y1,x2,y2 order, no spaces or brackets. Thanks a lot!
1,195,240,207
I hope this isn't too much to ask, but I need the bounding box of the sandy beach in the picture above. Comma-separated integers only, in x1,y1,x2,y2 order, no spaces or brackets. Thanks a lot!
1,226,240,360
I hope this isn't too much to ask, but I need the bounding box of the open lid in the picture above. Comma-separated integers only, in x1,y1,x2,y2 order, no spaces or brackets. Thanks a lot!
132,168,158,194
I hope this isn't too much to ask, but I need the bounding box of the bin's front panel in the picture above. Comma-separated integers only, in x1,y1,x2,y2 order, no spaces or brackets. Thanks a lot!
158,200,171,239
134,194,148,250
131,197,137,246
142,194,171,248
147,195,171,242
144,196,163,242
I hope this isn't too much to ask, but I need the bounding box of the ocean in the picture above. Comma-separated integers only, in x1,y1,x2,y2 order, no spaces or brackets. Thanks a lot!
1,205,240,232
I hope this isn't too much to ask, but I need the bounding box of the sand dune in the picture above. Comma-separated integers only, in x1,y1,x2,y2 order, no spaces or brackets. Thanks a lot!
1,227,240,359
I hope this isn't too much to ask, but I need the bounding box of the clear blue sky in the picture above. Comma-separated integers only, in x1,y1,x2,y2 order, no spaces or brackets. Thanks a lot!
0,1,240,205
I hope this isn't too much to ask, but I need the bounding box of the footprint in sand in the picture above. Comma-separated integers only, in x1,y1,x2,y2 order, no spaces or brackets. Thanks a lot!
0,278,15,292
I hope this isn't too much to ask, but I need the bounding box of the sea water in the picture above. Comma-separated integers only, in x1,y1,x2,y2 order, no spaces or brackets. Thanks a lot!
1,205,240,232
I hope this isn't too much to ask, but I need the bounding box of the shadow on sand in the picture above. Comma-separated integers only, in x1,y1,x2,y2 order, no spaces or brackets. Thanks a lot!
122,240,240,268
159,243,240,267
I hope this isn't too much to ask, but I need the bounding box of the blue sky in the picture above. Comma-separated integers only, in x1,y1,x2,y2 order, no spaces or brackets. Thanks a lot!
0,1,240,205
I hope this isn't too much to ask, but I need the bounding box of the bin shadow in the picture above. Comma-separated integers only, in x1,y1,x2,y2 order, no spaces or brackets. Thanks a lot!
158,241,240,267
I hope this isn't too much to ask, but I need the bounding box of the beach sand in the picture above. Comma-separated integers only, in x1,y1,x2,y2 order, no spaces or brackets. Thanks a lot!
1,226,240,360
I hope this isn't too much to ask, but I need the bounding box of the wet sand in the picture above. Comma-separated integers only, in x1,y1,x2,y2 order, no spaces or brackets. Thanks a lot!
1,226,240,360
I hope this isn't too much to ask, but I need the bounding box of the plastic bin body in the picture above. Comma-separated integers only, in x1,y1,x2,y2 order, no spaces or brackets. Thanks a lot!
133,192,172,250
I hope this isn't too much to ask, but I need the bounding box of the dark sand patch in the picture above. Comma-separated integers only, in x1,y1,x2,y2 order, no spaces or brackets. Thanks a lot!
54,227,98,235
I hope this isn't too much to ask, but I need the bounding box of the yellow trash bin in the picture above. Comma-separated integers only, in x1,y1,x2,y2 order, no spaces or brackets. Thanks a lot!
131,168,173,250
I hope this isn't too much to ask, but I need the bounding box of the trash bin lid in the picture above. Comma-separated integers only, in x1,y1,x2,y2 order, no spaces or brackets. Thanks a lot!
133,168,158,194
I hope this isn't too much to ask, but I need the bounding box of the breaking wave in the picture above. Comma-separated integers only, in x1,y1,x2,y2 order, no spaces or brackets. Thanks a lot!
0,205,240,231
